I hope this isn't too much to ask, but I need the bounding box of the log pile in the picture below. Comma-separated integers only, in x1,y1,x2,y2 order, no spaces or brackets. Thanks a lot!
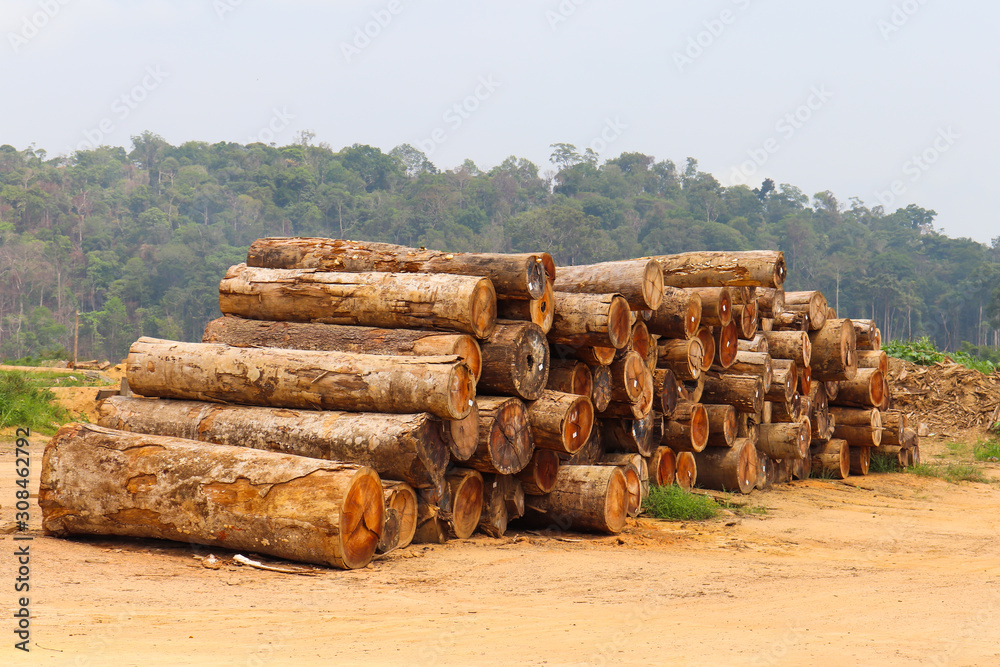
38,238,929,570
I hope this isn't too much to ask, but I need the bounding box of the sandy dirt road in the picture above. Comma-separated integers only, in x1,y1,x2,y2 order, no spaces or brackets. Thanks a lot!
1,431,999,667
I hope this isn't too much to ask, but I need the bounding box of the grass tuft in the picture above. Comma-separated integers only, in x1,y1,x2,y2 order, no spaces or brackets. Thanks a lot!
972,438,1000,462
643,485,719,521
0,371,70,434
870,451,902,473
909,462,989,484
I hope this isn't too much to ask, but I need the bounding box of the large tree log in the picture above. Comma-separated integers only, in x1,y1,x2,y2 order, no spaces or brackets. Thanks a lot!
527,390,594,455
762,330,812,367
783,291,828,331
599,412,657,457
831,368,884,408
809,319,858,381
247,237,549,300
202,317,483,382
549,292,632,349
466,396,535,475
652,368,680,419
478,474,510,538
515,448,561,495
445,469,484,539
852,319,881,351
758,419,811,460
693,438,757,494
126,337,475,421
688,287,733,327
647,251,787,288
732,301,759,340
701,373,765,414
661,402,709,452
546,359,594,397
648,446,677,487
850,446,871,476
478,321,550,400
695,328,716,373
522,465,628,534
599,453,648,515
219,264,497,339
98,396,448,490
811,439,850,479
856,349,888,375
40,424,383,570
674,451,697,489
880,410,907,446
381,481,418,550
443,401,480,462
606,351,653,406
792,453,812,480
766,363,798,405
657,338,704,381
755,288,785,318
567,427,603,466
739,333,770,355
497,278,555,333
551,343,617,367
718,350,773,394
589,363,612,412
829,407,882,447
646,287,702,339
704,403,737,447
773,311,809,331
554,259,664,311
715,320,739,368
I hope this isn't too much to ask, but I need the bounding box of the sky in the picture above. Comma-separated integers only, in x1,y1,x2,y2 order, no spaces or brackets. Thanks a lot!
2,0,996,244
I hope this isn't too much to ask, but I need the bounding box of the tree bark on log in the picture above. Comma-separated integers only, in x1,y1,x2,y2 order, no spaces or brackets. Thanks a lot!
522,465,628,534
546,359,594,397
554,259,664,311
247,237,548,300
599,412,657,457
98,396,448,490
831,368,884,408
853,319,881,351
688,287,732,327
811,439,850,479
856,349,889,375
704,403,737,447
755,288,785,318
773,311,809,331
599,453,648,515
880,410,907,446
809,319,858,382
766,365,797,405
478,321,550,401
792,453,812,480
829,407,882,447
497,276,555,333
478,474,509,538
527,390,594,455
648,446,677,487
40,423,383,570
646,287,702,339
515,448,561,495
762,330,812,367
381,481,418,550
126,337,476,421
758,419,811,460
647,251,787,288
220,264,497,339
661,402,709,452
549,292,632,349
850,446,871,476
589,363,612,412
732,302,759,340
783,291,827,331
657,338,704,381
739,333,769,355
701,373,764,414
717,350,773,394
693,438,757,494
466,396,535,475
202,317,483,382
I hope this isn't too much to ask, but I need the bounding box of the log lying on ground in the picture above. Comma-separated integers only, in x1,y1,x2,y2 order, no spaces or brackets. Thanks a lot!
599,453,648,515
589,364,612,412
758,418,811,460
40,423,383,570
527,390,594,455
478,321,550,401
880,410,907,446
831,368,884,408
704,403,738,447
554,259,664,311
811,439,850,479
381,481,418,551
219,264,497,339
498,279,555,333
694,437,757,494
546,359,594,397
701,373,765,414
783,291,827,331
378,509,402,554
809,319,858,381
202,317,483,381
247,237,549,300
648,446,678,487
688,287,732,327
850,446,871,476
411,497,448,545
661,402,709,453
762,330,812,367
478,474,510,538
99,396,449,490
646,287,702,339
829,407,882,447
599,413,657,457
445,469,484,539
658,338,704,381
792,453,812,481
126,338,476,421
515,448,560,495
466,396,535,475
522,465,628,534
674,451,697,490
648,251,787,288
549,292,632,349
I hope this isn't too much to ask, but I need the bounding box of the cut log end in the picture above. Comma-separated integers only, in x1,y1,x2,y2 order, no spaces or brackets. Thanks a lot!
675,451,697,490
445,401,480,461
487,399,534,474
717,321,739,368
608,295,633,349
564,397,595,454
470,279,499,340
448,364,477,421
447,470,485,539
642,261,665,311
531,281,556,333
340,468,386,569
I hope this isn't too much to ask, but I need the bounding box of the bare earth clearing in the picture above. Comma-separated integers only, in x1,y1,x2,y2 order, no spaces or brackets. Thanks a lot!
2,425,999,666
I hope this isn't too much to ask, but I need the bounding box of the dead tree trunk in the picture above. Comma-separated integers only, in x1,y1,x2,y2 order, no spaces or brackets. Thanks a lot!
647,287,701,340
704,403,737,447
701,373,764,414
522,465,628,534
546,359,594,397
715,321,739,368
661,402,709,452
589,363,613,412
758,419,811,459
850,446,871,476
598,412,657,457
549,292,632,349
688,287,732,327
809,319,858,381
784,291,828,331
516,448,561,495
830,368,884,408
811,439,850,479
657,338,704,381
693,437,757,494
762,330,812,367
647,251,787,288
527,390,594,455
554,259,664,311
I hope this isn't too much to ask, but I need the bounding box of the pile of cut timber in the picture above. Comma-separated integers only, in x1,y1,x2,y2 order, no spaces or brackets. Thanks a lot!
38,239,925,569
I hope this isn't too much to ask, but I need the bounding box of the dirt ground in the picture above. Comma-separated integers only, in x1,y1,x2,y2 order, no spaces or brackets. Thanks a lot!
2,427,999,667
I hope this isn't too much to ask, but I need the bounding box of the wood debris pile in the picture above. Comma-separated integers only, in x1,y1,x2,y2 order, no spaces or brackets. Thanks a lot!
886,358,1000,433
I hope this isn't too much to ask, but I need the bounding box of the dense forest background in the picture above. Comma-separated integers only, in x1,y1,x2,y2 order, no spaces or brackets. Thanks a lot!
2,132,999,363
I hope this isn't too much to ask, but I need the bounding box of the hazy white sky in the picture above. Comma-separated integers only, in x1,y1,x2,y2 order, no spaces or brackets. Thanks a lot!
2,0,996,243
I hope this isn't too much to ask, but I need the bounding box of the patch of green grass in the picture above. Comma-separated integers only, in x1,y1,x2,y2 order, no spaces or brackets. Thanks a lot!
946,440,971,457
717,496,768,516
884,337,998,374
643,485,719,521
0,371,70,434
908,462,989,484
870,451,903,473
16,371,114,389
972,438,1000,462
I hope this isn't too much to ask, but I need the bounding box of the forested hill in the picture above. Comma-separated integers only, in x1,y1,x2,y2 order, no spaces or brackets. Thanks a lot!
1,133,998,363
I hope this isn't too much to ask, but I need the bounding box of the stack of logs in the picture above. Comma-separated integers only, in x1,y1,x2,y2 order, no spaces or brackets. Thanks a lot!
38,239,920,571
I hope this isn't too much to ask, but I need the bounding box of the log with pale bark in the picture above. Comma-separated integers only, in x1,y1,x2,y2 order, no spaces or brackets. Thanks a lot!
831,368,884,408
466,396,535,475
546,359,594,397
811,439,850,479
773,310,809,331
688,287,732,327
497,279,555,333
646,287,702,339
783,291,828,331
549,292,632,349
527,390,594,455
516,448,561,495
694,437,757,494
40,423,383,570
661,401,709,453
647,446,677,487
704,403,738,447
880,410,907,446
589,363,612,412
554,259,664,311
762,330,812,367
809,319,858,381
599,453,648,515
522,465,628,534
602,351,655,418
738,333,769,355
126,337,476,421
202,317,485,382
657,338,704,381
674,451,697,490
852,319,881,351
771,394,803,423
755,288,785,318
856,349,889,375
758,418,811,460
647,251,787,288
247,237,549,300
701,373,765,414
219,264,497,339
599,413,658,457
766,362,798,405
850,446,871,476
381,481,418,551
99,396,449,490
829,407,882,447
719,350,773,394
478,321,550,401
